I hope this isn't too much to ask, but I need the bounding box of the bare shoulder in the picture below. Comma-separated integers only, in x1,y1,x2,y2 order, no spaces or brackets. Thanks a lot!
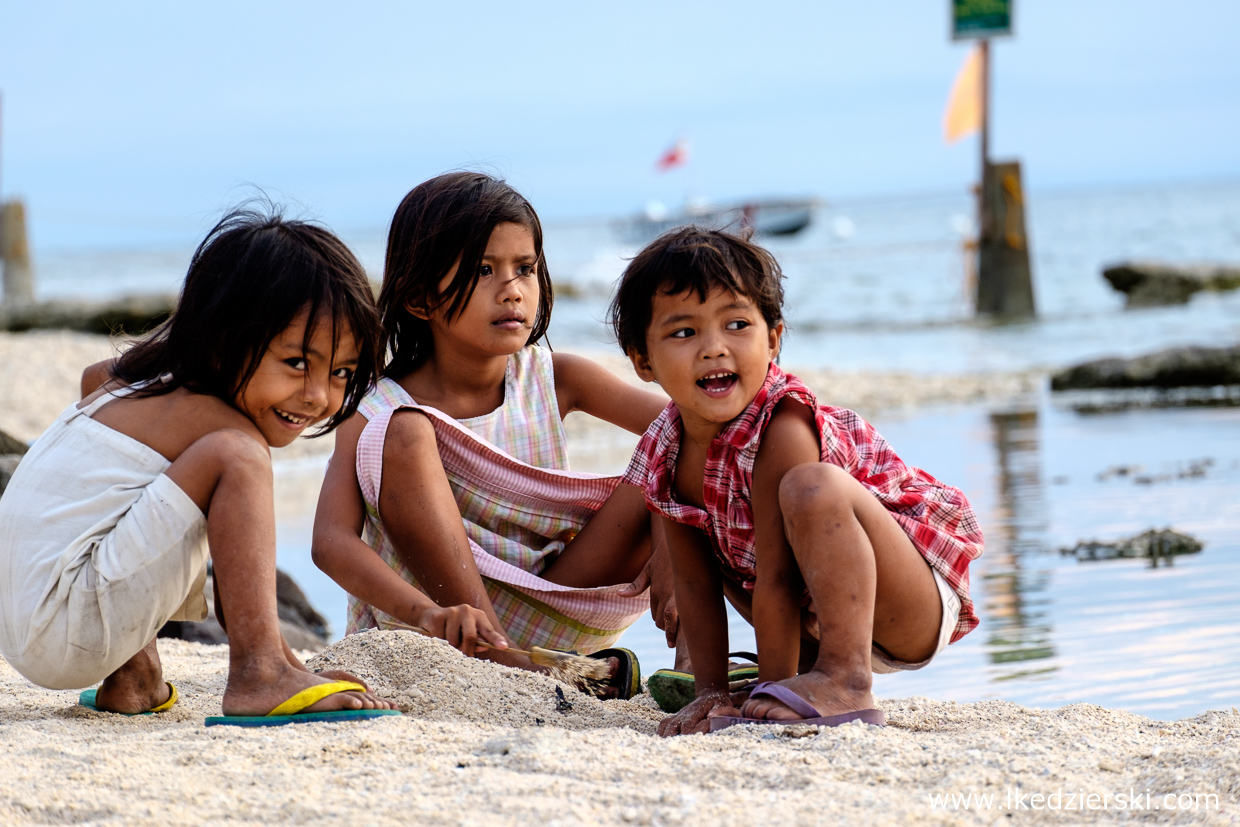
755,397,820,471
79,359,116,399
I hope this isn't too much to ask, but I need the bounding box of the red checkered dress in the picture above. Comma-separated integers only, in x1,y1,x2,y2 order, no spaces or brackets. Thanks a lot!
622,363,982,643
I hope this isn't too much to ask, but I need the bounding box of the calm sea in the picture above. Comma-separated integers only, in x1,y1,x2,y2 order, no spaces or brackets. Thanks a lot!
34,179,1240,721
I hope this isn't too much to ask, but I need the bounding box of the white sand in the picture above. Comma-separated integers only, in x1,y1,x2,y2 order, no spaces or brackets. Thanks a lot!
10,332,1235,824
1,632,1236,826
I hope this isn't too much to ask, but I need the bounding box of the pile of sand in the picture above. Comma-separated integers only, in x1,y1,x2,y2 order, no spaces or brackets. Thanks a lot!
307,629,665,733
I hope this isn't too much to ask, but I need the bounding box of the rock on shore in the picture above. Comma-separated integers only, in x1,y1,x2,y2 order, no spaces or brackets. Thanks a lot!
1050,344,1240,391
1103,261,1240,307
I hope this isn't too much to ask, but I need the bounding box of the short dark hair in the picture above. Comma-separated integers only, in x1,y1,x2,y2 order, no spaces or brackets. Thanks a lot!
609,226,785,358
379,172,552,377
111,204,381,434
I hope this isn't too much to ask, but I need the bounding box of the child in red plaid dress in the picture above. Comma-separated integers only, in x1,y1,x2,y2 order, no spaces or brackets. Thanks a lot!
610,227,983,736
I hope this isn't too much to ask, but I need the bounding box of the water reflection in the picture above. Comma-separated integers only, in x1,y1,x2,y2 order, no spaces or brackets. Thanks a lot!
984,409,1057,678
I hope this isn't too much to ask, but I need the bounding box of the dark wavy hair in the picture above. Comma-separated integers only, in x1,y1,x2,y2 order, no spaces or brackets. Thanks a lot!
109,204,381,434
379,172,552,377
609,226,785,358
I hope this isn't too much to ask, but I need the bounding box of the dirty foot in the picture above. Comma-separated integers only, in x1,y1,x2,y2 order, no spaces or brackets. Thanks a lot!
735,671,875,722
222,660,396,717
95,638,172,714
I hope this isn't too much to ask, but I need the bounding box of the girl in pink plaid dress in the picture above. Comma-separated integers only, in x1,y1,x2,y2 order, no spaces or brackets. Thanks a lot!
610,227,984,735
312,173,670,696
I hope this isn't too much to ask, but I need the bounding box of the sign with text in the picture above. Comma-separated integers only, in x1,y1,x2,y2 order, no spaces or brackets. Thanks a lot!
952,0,1012,40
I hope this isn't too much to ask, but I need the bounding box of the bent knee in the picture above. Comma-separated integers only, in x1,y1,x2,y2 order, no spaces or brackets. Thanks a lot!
778,463,855,529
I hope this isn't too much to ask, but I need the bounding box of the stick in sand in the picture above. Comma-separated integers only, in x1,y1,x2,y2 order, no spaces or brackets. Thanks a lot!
383,620,611,689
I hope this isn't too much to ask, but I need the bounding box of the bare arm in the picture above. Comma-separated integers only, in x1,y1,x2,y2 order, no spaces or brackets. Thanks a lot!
656,517,731,737
750,398,822,681
552,352,667,435
311,413,506,653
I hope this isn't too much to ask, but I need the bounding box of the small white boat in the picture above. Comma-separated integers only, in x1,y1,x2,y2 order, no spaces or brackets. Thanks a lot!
615,197,819,245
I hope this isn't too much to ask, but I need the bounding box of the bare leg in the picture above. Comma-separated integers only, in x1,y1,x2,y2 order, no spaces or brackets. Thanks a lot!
540,483,652,588
167,429,394,716
93,637,171,714
739,463,942,721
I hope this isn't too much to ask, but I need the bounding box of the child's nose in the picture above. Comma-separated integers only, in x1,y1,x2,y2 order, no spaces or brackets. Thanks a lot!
303,373,330,408
699,329,728,358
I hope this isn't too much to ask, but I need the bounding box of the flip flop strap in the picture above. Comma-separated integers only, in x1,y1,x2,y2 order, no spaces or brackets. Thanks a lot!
268,681,366,717
747,680,821,718
148,682,178,713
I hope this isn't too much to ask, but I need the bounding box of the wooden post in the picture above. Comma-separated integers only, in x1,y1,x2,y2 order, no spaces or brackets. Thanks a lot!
1,199,34,305
974,39,1036,318
977,161,1035,316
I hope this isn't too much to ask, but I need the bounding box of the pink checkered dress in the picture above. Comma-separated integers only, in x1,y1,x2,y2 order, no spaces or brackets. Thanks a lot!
348,346,649,653
622,363,983,643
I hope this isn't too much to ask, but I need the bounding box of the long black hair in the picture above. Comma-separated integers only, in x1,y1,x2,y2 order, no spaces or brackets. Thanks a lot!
110,204,381,434
379,172,553,377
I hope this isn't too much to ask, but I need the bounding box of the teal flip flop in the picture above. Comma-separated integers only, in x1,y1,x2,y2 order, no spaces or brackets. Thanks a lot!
204,680,403,728
78,682,179,715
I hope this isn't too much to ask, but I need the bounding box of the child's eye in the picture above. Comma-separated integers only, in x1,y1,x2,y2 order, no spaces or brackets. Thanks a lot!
332,366,354,381
726,320,750,331
478,264,493,277
516,264,536,277
670,327,694,339
285,357,308,371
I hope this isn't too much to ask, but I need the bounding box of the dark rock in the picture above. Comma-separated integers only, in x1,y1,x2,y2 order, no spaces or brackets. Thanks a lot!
159,567,331,652
0,454,21,498
1060,528,1203,567
0,294,175,334
1050,345,1240,391
0,428,27,456
1103,261,1240,308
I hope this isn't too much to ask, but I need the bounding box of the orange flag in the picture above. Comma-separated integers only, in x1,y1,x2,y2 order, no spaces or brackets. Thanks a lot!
944,46,983,143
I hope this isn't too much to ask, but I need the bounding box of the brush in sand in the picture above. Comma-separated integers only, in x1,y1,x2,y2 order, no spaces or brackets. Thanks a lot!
383,620,611,690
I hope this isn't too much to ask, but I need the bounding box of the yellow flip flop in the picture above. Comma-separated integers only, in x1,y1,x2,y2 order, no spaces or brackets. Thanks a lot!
204,680,401,727
78,681,178,715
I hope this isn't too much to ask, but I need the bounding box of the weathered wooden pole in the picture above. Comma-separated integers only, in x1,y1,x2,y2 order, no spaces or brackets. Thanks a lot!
953,1,1035,318
1,200,34,305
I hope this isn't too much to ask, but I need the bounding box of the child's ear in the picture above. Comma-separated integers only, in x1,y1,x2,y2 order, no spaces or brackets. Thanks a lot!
404,298,431,321
768,321,784,360
628,349,657,384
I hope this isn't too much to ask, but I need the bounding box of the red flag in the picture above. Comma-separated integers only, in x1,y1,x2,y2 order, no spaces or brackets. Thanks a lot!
655,139,689,172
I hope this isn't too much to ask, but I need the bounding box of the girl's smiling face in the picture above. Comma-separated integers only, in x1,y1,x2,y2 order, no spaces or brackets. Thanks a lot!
631,286,782,438
234,305,360,448
412,222,540,361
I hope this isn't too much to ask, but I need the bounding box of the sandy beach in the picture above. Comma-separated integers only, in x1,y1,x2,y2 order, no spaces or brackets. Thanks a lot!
1,632,1236,826
2,331,1236,825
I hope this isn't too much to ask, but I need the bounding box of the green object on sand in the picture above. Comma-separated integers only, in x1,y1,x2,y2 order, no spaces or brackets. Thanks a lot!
648,652,760,713
78,681,179,715
204,680,402,728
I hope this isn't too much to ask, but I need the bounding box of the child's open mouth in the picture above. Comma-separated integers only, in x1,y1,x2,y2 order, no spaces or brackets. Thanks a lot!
696,372,738,394
275,409,313,427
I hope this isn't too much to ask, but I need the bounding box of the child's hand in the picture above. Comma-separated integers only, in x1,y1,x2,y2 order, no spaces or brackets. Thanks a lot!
656,689,738,737
416,605,508,657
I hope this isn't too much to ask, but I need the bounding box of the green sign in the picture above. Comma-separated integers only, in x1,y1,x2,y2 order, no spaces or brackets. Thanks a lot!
953,0,1012,40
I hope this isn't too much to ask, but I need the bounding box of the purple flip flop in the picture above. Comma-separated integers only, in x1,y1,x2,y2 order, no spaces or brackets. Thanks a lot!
708,681,886,731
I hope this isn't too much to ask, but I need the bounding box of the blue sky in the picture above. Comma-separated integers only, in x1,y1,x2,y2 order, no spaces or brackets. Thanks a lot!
1,0,1237,249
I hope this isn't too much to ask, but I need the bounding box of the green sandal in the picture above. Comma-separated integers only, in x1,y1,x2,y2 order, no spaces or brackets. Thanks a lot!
647,652,759,713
